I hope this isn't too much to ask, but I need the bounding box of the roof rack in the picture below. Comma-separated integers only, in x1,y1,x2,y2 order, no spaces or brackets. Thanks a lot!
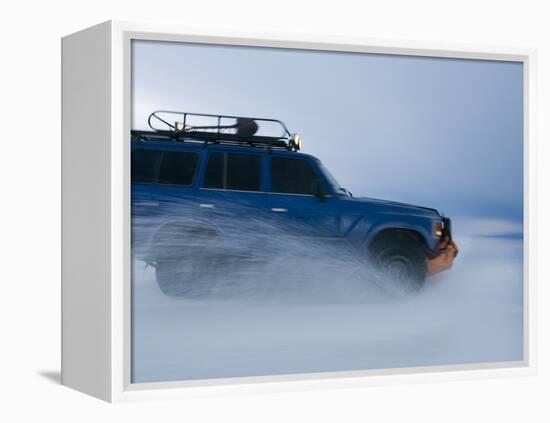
133,111,302,151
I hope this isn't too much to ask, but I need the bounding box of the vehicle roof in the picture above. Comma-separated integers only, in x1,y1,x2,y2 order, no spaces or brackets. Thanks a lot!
131,132,318,161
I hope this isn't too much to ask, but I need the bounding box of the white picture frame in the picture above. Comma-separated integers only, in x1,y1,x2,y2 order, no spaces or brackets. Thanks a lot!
61,20,537,402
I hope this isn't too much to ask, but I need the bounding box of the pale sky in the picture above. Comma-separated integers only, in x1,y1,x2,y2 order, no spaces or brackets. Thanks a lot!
132,40,523,221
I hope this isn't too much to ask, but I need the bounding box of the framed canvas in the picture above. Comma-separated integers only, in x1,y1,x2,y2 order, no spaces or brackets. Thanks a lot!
61,20,537,402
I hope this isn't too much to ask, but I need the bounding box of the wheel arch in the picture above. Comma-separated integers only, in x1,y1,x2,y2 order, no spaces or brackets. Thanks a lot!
146,219,221,262
366,226,429,253
151,219,219,240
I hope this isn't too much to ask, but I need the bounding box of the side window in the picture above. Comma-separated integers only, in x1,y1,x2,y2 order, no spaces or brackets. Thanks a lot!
157,151,200,186
131,149,200,186
203,152,262,191
271,156,320,195
226,153,261,191
131,149,162,183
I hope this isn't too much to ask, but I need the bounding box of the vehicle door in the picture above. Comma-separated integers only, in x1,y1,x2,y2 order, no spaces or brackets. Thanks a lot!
194,150,269,255
267,155,342,238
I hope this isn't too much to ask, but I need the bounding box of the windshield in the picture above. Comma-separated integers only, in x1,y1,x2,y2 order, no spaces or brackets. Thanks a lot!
316,160,345,194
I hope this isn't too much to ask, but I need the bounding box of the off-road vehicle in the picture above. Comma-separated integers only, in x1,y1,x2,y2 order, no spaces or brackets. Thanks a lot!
132,111,458,297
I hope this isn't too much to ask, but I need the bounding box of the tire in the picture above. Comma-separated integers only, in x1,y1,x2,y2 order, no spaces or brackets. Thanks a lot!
151,223,220,298
368,235,427,295
155,256,214,298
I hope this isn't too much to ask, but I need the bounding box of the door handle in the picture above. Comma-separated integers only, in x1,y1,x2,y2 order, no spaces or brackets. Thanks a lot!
199,203,215,209
271,207,288,213
134,201,159,207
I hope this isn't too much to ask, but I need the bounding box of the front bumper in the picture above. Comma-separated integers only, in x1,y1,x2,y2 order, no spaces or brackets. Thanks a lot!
426,217,459,276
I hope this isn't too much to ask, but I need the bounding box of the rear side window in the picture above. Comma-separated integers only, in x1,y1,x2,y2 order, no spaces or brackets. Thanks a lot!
132,149,162,183
131,149,199,186
203,152,262,191
157,151,200,186
271,156,319,195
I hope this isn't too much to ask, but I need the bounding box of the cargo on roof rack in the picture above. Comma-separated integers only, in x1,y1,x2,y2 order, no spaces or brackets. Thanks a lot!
132,110,302,151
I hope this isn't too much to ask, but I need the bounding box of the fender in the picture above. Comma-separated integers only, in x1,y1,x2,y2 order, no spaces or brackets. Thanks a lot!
345,212,435,252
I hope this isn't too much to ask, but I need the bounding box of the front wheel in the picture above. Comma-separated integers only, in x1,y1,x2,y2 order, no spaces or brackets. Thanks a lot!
368,236,427,295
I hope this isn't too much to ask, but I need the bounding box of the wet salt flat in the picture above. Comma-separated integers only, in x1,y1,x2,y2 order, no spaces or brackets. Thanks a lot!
131,219,523,383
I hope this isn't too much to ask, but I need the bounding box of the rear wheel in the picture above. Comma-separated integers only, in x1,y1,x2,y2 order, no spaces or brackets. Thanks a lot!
155,256,215,298
151,223,219,298
368,234,427,295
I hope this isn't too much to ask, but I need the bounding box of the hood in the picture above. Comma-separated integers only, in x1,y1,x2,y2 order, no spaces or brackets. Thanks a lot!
352,195,441,218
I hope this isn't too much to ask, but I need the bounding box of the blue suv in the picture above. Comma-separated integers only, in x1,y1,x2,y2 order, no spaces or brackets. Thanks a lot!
132,111,458,297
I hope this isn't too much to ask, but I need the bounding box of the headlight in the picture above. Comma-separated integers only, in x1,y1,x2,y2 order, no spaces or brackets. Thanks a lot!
434,221,443,238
